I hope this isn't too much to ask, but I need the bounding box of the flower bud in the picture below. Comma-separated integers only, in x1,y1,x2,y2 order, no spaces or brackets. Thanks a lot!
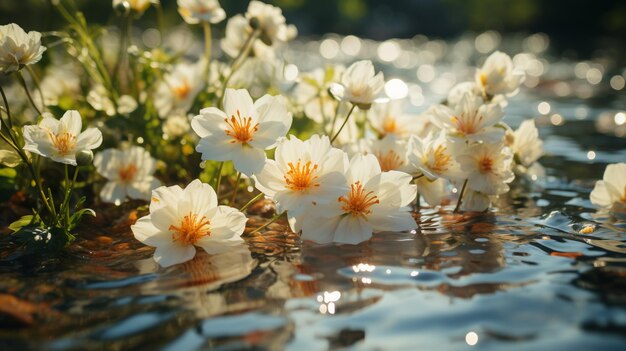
75,150,94,166
113,1,131,16
249,17,261,30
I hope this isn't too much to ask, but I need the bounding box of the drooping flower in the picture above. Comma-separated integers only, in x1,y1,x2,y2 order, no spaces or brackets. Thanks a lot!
507,119,543,167
0,23,46,73
254,134,348,217
23,110,102,166
221,15,275,61
590,163,626,211
191,88,292,176
457,142,515,195
429,92,505,143
245,0,289,46
329,60,385,110
475,51,525,97
369,100,425,139
299,154,416,244
94,146,161,204
131,179,247,267
178,0,226,24
154,61,205,119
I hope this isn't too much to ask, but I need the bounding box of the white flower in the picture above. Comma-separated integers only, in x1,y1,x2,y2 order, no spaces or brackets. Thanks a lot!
415,177,447,207
363,135,410,172
113,0,151,15
461,190,492,212
154,61,204,119
0,23,46,73
40,65,80,107
23,110,102,166
191,88,292,176
178,0,226,24
294,65,344,124
447,82,480,107
245,0,289,45
508,119,543,167
590,163,626,211
369,100,425,139
300,154,416,244
163,113,191,138
254,134,348,217
94,146,161,204
476,51,525,97
131,179,247,267
457,142,515,195
407,132,462,181
330,60,384,110
430,92,504,143
221,15,275,61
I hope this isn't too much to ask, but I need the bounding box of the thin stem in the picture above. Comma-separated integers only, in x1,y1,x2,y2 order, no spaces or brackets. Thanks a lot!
330,103,356,144
412,174,424,181
239,192,264,212
16,71,43,116
214,161,225,200
0,85,13,130
230,171,241,205
327,100,341,136
25,66,46,112
219,28,261,107
453,179,469,213
203,22,212,79
250,211,285,235
59,165,79,226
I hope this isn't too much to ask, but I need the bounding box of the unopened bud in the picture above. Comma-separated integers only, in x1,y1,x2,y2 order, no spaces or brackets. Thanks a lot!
249,17,261,30
114,0,131,16
260,32,273,46
75,150,94,166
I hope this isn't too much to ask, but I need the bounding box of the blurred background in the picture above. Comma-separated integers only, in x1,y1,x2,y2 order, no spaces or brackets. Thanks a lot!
1,0,625,59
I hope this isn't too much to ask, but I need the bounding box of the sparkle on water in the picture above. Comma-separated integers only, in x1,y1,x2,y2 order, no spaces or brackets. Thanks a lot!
1,34,626,350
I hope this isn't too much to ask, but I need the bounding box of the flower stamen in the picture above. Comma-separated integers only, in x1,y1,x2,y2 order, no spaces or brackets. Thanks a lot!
478,156,494,173
50,132,76,155
284,159,320,191
118,164,138,183
173,81,192,100
169,213,211,245
375,151,404,171
338,181,379,217
224,110,259,144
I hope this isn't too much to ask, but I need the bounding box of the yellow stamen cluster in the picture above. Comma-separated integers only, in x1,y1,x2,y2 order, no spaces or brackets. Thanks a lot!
169,213,211,246
173,81,192,100
382,116,397,134
50,132,76,155
224,110,259,144
376,151,403,171
451,113,483,136
478,156,494,174
428,145,451,174
118,164,138,183
338,181,380,217
284,159,320,191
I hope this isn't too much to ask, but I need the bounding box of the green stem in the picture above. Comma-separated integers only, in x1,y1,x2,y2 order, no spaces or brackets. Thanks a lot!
214,161,225,199
230,171,241,205
250,211,285,235
16,71,42,116
26,66,46,112
0,85,14,130
219,28,261,107
330,103,356,144
412,174,424,181
59,165,79,226
203,22,212,79
453,179,469,213
239,192,264,212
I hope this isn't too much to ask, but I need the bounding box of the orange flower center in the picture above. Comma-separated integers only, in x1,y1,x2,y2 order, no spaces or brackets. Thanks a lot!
451,113,482,135
376,150,404,171
382,116,397,135
173,81,191,100
425,145,451,174
169,213,211,246
479,72,488,87
118,164,138,183
338,181,380,217
284,159,320,191
224,110,259,144
478,156,494,174
50,132,76,155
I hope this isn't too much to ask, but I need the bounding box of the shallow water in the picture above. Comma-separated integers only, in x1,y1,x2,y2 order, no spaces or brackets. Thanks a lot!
2,37,626,350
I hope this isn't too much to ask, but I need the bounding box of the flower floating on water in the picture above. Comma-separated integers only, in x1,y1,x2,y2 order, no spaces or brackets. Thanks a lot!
192,88,292,176
457,142,515,195
178,0,226,25
475,51,525,97
430,92,504,143
94,146,161,204
330,60,385,110
507,119,543,167
254,134,348,217
131,179,247,267
299,154,416,244
590,163,626,211
0,23,46,73
23,110,102,166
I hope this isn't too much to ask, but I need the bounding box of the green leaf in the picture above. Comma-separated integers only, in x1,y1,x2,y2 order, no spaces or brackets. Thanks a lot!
8,215,34,233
